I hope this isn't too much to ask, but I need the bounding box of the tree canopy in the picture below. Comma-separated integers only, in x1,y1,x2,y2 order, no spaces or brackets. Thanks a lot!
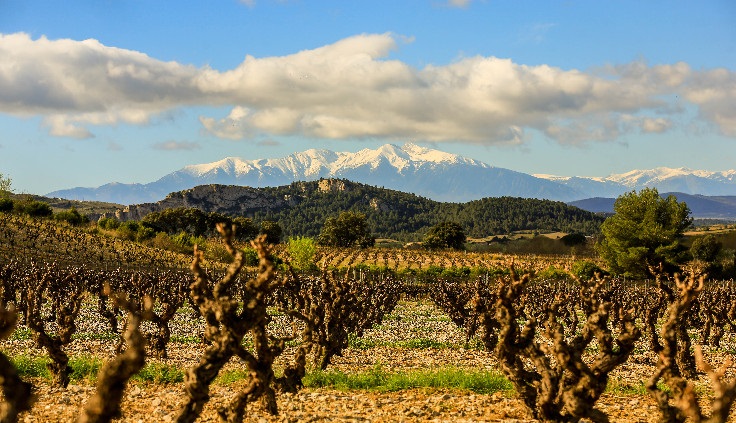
423,221,467,250
141,208,258,240
317,211,375,248
260,220,283,244
596,188,692,278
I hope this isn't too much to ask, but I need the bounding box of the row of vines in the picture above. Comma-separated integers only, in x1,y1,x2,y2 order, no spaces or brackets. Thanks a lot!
0,221,735,421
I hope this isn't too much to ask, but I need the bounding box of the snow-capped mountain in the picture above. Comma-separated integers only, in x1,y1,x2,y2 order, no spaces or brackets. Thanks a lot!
48,143,579,204
46,143,736,206
535,167,736,199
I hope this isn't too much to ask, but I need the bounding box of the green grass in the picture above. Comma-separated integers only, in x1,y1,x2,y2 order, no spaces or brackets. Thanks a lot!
11,355,51,378
215,369,250,384
9,327,32,341
348,335,483,351
606,378,673,396
10,355,183,383
69,356,104,381
606,379,649,396
11,355,103,381
170,334,202,343
303,365,513,394
132,363,184,383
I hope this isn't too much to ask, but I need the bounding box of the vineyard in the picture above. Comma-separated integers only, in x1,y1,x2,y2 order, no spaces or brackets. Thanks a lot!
1,215,736,422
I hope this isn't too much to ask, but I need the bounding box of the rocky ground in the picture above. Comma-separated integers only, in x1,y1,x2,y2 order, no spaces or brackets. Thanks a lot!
4,300,736,422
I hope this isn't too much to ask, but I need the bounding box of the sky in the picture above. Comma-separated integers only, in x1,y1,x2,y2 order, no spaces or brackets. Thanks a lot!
0,0,735,195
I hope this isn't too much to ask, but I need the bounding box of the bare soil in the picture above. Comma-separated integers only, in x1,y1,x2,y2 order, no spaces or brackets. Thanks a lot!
5,299,736,422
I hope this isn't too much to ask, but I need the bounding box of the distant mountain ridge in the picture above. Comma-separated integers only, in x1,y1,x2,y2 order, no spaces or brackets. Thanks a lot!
47,143,736,205
570,192,736,219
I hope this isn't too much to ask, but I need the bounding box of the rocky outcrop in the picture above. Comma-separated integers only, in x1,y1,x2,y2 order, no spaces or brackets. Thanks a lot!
318,179,348,193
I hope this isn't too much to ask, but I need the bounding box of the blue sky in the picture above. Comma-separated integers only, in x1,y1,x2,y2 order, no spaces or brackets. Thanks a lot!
1,0,734,195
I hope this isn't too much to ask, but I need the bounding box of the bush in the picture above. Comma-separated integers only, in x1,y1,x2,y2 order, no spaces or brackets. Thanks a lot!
571,260,606,280
287,237,318,271
561,232,587,247
98,217,121,230
115,221,139,241
690,234,722,263
536,265,569,280
233,216,258,241
54,207,89,226
0,198,13,212
242,247,259,267
16,200,53,217
115,221,155,242
260,220,283,244
171,231,206,249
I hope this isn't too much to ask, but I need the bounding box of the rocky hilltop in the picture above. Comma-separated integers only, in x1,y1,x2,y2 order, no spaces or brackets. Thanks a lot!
113,180,356,221
114,184,290,221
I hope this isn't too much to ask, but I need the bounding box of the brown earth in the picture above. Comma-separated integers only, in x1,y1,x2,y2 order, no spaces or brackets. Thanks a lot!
5,299,736,422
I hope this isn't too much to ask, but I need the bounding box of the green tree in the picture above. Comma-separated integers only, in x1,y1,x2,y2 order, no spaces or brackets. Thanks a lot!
260,220,283,244
424,221,467,250
318,211,375,248
233,216,258,241
597,188,692,278
0,172,11,198
690,234,722,263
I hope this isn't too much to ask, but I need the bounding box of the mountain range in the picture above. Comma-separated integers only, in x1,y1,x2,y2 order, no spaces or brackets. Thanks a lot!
47,143,736,208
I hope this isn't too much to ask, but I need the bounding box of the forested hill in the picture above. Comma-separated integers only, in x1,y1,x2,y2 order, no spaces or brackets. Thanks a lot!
114,179,605,240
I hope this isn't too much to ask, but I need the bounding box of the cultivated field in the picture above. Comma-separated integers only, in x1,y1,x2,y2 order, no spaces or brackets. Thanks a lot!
1,214,736,422
5,296,736,423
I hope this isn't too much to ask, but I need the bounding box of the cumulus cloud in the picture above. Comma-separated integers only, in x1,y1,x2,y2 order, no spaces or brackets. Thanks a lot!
0,32,204,135
1,32,734,144
152,140,201,151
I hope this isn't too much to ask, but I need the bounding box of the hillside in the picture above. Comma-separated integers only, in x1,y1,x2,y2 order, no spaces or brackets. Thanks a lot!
112,179,605,240
9,192,123,216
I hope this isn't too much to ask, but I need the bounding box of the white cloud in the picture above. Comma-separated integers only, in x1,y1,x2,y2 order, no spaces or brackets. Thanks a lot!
199,106,254,140
1,32,734,144
0,32,204,135
42,115,94,139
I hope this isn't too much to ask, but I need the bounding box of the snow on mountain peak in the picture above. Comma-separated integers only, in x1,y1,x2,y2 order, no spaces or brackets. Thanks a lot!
605,166,734,187
177,143,492,180
184,157,246,176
